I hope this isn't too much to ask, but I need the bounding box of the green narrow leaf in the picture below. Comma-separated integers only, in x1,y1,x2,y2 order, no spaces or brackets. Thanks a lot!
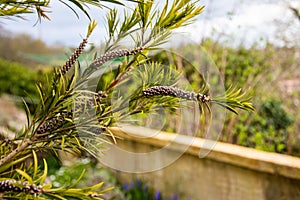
0,155,31,173
22,98,31,127
32,150,38,180
59,0,80,19
38,159,48,184
74,136,82,147
42,184,52,190
69,64,79,89
61,136,65,151
69,169,86,188
87,20,97,38
36,83,45,107
156,0,168,25
44,193,68,200
88,181,104,191
101,0,125,5
204,102,212,119
16,169,33,183
98,186,114,194
223,104,238,115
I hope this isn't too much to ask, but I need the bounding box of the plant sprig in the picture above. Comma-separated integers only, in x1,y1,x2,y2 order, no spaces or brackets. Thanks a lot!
0,0,254,199
0,0,138,21
104,0,204,50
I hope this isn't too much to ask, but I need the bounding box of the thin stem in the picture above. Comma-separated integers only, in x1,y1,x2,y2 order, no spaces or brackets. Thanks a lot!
0,140,31,167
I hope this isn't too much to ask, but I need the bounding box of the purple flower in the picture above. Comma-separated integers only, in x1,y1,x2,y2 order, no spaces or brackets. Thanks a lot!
173,193,179,200
143,185,148,191
154,191,162,200
135,179,142,188
122,183,130,191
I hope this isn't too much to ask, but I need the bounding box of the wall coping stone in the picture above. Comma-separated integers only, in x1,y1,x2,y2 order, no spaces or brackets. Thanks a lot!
110,125,300,180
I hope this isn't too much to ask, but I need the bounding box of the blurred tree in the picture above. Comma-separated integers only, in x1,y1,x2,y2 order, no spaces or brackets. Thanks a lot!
0,27,63,67
0,58,39,97
152,38,299,155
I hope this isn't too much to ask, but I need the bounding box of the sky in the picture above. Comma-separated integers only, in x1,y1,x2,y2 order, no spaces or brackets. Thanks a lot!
1,0,300,47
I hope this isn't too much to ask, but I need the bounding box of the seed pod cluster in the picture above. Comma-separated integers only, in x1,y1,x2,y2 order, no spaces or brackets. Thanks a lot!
36,112,72,136
90,127,106,135
95,91,107,104
88,47,144,72
75,98,94,114
60,38,88,75
74,91,107,115
0,179,43,195
142,86,210,103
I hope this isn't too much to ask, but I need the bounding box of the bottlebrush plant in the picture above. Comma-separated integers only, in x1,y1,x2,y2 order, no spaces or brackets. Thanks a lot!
0,0,253,199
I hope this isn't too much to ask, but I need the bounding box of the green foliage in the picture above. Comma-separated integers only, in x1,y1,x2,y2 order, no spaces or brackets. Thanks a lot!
0,150,109,199
211,85,254,114
0,28,64,67
0,0,254,198
49,159,105,188
0,0,136,20
104,0,204,51
151,39,298,155
0,0,50,18
0,1,216,198
0,58,47,98
259,100,294,130
234,99,294,153
0,57,52,113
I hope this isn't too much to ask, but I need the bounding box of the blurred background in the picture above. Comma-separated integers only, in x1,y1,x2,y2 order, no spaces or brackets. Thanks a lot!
1,0,300,199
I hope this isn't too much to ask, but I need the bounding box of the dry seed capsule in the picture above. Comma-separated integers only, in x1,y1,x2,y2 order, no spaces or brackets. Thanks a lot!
87,47,144,73
142,86,210,103
95,91,107,103
0,180,43,195
60,38,88,75
36,112,70,136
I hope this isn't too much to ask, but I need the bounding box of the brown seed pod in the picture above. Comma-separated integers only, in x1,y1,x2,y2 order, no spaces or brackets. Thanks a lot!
60,38,88,75
86,47,144,73
142,86,210,103
0,180,43,195
36,112,72,136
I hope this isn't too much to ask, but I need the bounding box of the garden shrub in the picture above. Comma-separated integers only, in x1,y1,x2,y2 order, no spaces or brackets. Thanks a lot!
0,57,46,98
151,40,298,155
234,99,294,153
